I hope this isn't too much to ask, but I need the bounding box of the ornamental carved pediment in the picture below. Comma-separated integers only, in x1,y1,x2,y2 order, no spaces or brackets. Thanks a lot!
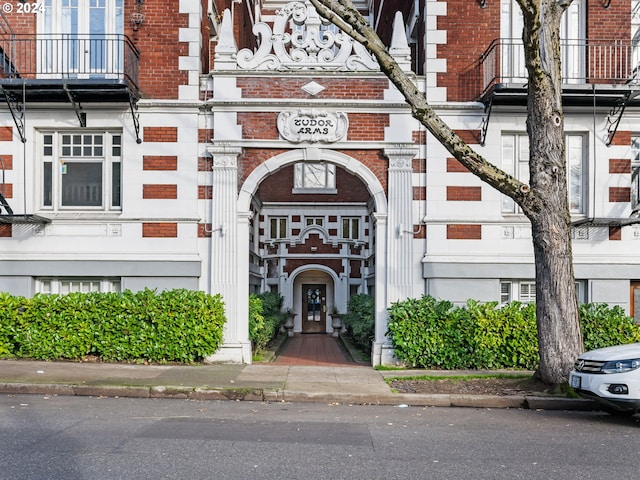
236,1,378,71
277,110,348,143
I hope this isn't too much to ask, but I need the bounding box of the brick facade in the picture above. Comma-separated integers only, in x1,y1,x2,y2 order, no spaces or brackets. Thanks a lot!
143,156,178,171
447,224,482,240
143,127,178,143
142,222,178,238
143,184,178,199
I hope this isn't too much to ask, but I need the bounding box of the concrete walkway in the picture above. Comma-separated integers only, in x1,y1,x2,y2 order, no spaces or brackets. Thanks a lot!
0,358,595,411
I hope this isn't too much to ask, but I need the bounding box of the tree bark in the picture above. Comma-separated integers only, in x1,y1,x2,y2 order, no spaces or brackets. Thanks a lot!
518,0,583,383
310,0,584,384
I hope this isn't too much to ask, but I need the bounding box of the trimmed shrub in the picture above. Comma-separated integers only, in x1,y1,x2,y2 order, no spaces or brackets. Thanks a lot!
0,289,226,363
387,295,639,370
342,294,375,354
249,292,285,355
580,303,640,351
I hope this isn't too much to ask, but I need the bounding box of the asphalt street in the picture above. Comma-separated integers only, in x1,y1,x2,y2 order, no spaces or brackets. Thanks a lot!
1,393,638,480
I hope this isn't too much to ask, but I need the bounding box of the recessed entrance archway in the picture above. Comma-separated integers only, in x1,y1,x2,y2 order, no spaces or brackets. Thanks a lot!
237,148,389,361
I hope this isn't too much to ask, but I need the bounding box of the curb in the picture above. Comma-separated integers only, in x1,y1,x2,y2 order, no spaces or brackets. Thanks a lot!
0,382,597,410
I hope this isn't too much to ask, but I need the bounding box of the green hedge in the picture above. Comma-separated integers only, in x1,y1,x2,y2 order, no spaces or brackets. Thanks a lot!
387,295,640,370
0,289,226,363
342,294,375,354
249,292,285,355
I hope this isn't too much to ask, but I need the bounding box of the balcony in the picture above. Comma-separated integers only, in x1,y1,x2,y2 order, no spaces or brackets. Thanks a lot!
0,33,139,100
462,38,640,106
0,33,141,143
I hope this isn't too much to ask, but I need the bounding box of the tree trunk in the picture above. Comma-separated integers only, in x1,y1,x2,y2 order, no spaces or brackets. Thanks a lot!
520,0,583,384
311,0,584,384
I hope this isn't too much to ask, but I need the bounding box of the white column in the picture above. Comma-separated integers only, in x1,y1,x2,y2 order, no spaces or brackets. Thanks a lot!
385,145,419,303
205,143,251,363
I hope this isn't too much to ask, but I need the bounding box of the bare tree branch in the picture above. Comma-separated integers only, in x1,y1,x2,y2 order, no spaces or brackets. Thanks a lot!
309,0,529,201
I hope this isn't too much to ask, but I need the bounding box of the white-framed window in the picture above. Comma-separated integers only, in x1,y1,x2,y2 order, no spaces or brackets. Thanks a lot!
501,0,585,83
306,217,324,227
501,133,586,215
39,0,124,78
37,277,121,294
41,131,122,211
293,162,336,193
342,217,360,240
501,281,536,304
501,280,585,304
269,217,287,239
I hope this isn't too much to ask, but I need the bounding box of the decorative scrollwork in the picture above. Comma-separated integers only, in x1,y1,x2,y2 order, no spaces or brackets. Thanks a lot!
237,0,377,71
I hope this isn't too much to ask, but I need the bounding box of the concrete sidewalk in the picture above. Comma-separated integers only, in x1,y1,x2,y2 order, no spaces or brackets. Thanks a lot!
0,359,595,411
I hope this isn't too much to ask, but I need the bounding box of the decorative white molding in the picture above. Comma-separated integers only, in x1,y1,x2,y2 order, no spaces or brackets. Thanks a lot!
390,11,412,72
301,81,326,96
236,1,378,71
277,109,348,143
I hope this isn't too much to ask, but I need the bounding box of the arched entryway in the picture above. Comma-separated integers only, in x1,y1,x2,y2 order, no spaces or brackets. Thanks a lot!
238,148,389,362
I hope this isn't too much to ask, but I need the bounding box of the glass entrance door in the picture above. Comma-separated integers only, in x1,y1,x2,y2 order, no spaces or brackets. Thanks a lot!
302,284,327,333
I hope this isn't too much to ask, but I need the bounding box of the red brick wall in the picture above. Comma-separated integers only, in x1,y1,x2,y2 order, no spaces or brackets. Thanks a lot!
256,165,370,203
199,185,213,199
198,223,212,238
143,127,178,142
588,1,629,41
610,158,631,174
0,183,12,198
236,77,388,100
447,224,481,239
238,148,388,193
611,131,631,147
0,127,13,142
143,155,178,170
609,226,622,241
0,155,12,169
199,129,214,143
438,0,500,101
284,258,343,276
447,157,469,172
609,187,630,202
199,157,213,171
447,186,481,201
128,0,189,99
142,222,178,237
347,114,388,142
238,113,279,140
143,184,178,199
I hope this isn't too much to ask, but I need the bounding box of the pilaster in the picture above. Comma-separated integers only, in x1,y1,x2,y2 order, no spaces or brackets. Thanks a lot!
205,143,251,363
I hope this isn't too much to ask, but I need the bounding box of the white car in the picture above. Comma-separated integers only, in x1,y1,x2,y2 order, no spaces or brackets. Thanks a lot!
570,343,640,415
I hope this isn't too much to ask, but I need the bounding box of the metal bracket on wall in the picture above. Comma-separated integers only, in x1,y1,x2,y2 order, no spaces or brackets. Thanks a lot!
129,90,142,144
479,96,494,146
605,90,639,146
1,87,26,143
63,84,86,127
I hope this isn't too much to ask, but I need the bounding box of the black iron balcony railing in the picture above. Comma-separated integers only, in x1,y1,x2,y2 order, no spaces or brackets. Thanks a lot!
461,38,640,101
0,33,139,89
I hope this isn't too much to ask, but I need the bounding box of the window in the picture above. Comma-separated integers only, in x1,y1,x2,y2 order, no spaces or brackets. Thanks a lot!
306,217,324,227
342,217,360,240
269,217,287,239
501,133,585,215
500,281,536,304
40,0,124,78
293,162,336,192
41,131,122,211
38,278,121,294
501,280,585,304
